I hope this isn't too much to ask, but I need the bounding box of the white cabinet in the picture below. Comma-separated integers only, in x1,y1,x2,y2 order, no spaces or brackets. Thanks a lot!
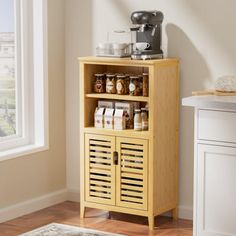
196,144,236,236
182,96,236,236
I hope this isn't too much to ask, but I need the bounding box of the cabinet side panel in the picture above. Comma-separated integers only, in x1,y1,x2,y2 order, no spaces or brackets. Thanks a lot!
153,62,180,215
79,62,85,206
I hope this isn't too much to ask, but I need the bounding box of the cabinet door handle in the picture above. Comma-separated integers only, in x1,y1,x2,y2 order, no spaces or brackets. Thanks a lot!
113,151,118,165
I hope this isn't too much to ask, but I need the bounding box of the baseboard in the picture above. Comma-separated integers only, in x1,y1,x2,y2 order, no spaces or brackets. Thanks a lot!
162,205,193,220
67,189,80,202
0,189,193,223
0,189,67,223
178,205,193,220
66,189,193,220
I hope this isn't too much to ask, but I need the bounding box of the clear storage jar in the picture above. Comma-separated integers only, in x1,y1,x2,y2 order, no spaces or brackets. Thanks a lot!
94,73,105,93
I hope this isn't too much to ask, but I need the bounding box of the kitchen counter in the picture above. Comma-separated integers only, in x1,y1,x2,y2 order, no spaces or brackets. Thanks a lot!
182,95,236,110
182,94,236,236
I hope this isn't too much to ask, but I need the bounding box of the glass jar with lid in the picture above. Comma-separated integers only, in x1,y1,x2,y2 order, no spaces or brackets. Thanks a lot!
138,75,143,96
129,75,139,96
141,108,148,131
106,74,116,94
134,109,142,131
124,74,131,94
94,73,105,93
142,73,149,97
116,75,127,95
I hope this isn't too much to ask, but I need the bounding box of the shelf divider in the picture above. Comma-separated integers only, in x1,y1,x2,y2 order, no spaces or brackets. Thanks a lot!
83,127,151,139
85,93,149,102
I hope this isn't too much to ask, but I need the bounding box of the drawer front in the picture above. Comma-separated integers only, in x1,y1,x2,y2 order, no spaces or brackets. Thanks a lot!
198,109,236,143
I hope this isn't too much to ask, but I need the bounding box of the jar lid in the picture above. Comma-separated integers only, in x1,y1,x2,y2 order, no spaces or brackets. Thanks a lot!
141,108,147,111
143,73,149,76
106,74,116,78
130,75,139,79
117,75,126,79
135,109,141,113
94,73,105,76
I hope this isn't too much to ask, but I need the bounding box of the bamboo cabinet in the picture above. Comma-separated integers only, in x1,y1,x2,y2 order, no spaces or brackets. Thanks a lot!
79,57,179,230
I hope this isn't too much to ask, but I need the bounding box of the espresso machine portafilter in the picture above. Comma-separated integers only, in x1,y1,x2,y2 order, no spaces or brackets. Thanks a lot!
130,11,164,60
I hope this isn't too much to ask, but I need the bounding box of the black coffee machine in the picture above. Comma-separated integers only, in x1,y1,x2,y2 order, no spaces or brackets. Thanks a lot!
131,11,164,60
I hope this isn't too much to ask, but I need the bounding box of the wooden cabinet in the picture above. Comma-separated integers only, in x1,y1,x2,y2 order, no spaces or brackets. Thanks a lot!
79,57,180,229
85,134,148,210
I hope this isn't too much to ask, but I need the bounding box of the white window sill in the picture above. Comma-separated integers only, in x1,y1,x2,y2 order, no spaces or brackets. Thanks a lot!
0,144,49,162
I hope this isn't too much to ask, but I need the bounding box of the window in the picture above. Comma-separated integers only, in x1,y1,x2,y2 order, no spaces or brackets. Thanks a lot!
0,0,48,160
0,0,15,138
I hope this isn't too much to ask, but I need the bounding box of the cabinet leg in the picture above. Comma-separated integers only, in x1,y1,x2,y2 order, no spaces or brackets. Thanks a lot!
172,207,178,220
107,211,111,219
80,204,85,219
148,215,155,230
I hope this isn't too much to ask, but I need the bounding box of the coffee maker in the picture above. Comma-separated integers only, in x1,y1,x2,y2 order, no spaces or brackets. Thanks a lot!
130,11,164,60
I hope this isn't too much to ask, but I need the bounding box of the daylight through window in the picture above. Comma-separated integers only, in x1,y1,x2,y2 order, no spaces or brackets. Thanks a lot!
0,0,16,138
0,0,48,158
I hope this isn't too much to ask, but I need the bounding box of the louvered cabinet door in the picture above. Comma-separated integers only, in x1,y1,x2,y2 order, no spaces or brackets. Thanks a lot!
116,137,148,210
85,134,116,205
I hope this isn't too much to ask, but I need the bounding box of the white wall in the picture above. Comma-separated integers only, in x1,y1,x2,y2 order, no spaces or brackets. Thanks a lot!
65,0,236,218
0,0,66,210
65,0,93,200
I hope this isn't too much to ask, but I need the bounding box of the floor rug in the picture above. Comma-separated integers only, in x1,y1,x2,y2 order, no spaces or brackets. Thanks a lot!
20,223,124,236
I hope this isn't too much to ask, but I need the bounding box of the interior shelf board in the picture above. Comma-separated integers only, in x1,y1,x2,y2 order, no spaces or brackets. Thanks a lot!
85,93,149,102
83,127,151,138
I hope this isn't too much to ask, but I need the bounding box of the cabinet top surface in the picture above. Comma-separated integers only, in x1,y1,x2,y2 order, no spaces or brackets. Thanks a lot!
78,56,179,66
182,95,236,111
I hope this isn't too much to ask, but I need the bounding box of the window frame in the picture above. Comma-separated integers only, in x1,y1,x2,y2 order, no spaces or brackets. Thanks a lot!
0,0,49,161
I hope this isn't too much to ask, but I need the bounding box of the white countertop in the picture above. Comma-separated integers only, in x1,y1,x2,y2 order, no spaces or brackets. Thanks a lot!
182,95,236,110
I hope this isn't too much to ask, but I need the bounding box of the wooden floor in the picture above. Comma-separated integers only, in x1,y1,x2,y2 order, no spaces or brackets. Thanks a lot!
0,201,193,236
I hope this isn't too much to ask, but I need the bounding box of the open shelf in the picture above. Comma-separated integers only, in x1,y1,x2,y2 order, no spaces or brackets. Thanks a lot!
85,93,149,102
83,127,151,139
